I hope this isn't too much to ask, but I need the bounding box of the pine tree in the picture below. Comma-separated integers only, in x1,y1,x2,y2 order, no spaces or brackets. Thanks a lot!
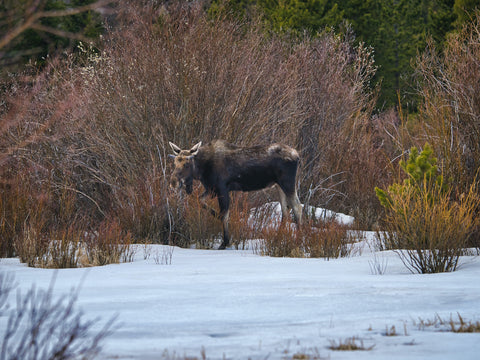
375,143,444,209
258,0,344,33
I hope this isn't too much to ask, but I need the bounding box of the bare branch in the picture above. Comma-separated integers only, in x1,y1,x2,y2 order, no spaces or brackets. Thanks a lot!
35,0,114,19
30,23,91,43
0,0,115,50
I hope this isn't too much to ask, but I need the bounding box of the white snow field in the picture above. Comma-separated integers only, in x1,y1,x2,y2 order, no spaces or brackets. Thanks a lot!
1,233,480,360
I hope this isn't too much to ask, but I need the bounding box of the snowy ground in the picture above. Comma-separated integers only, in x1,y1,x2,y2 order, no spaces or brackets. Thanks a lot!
1,233,480,359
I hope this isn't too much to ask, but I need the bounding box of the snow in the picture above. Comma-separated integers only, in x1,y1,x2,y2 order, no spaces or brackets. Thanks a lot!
250,202,355,227
1,233,480,359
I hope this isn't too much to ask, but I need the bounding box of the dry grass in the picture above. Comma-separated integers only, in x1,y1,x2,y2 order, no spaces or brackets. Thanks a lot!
286,349,326,360
15,218,134,269
450,314,480,333
328,337,374,351
415,313,480,333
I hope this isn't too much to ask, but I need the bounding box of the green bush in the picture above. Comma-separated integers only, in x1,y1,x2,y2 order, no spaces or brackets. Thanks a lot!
375,144,478,273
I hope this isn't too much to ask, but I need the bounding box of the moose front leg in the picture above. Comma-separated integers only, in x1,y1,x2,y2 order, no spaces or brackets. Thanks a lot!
217,193,231,250
199,190,231,249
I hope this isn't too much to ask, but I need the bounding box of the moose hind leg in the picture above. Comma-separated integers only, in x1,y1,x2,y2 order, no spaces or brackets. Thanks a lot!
287,191,302,226
277,185,290,223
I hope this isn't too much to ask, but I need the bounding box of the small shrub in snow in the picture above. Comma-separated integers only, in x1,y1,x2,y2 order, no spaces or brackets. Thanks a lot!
368,253,388,275
15,218,134,269
16,221,84,269
258,220,354,259
383,325,398,336
449,313,480,333
328,336,374,351
258,222,303,258
153,246,174,265
375,144,478,273
303,221,353,259
288,349,325,359
83,219,134,266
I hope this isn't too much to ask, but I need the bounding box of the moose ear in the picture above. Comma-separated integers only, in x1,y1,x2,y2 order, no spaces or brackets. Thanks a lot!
189,141,202,156
169,142,182,155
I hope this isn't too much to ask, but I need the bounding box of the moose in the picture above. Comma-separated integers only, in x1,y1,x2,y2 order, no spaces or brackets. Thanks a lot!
169,140,302,249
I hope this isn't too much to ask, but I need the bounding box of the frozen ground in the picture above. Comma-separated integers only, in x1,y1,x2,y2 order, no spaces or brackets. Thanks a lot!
1,233,480,360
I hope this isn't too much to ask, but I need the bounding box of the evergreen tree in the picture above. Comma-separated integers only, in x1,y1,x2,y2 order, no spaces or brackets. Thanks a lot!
258,0,343,33
454,0,480,27
209,0,468,108
0,0,107,71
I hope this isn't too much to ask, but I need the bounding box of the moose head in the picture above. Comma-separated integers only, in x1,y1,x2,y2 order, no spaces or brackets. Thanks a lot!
169,141,202,194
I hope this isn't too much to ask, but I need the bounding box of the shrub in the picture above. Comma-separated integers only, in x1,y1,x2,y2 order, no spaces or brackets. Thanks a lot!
176,188,221,249
302,221,353,259
224,193,256,250
114,168,173,245
0,173,46,258
258,220,354,259
83,219,134,267
258,223,304,258
14,212,134,268
375,144,478,273
0,273,116,360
